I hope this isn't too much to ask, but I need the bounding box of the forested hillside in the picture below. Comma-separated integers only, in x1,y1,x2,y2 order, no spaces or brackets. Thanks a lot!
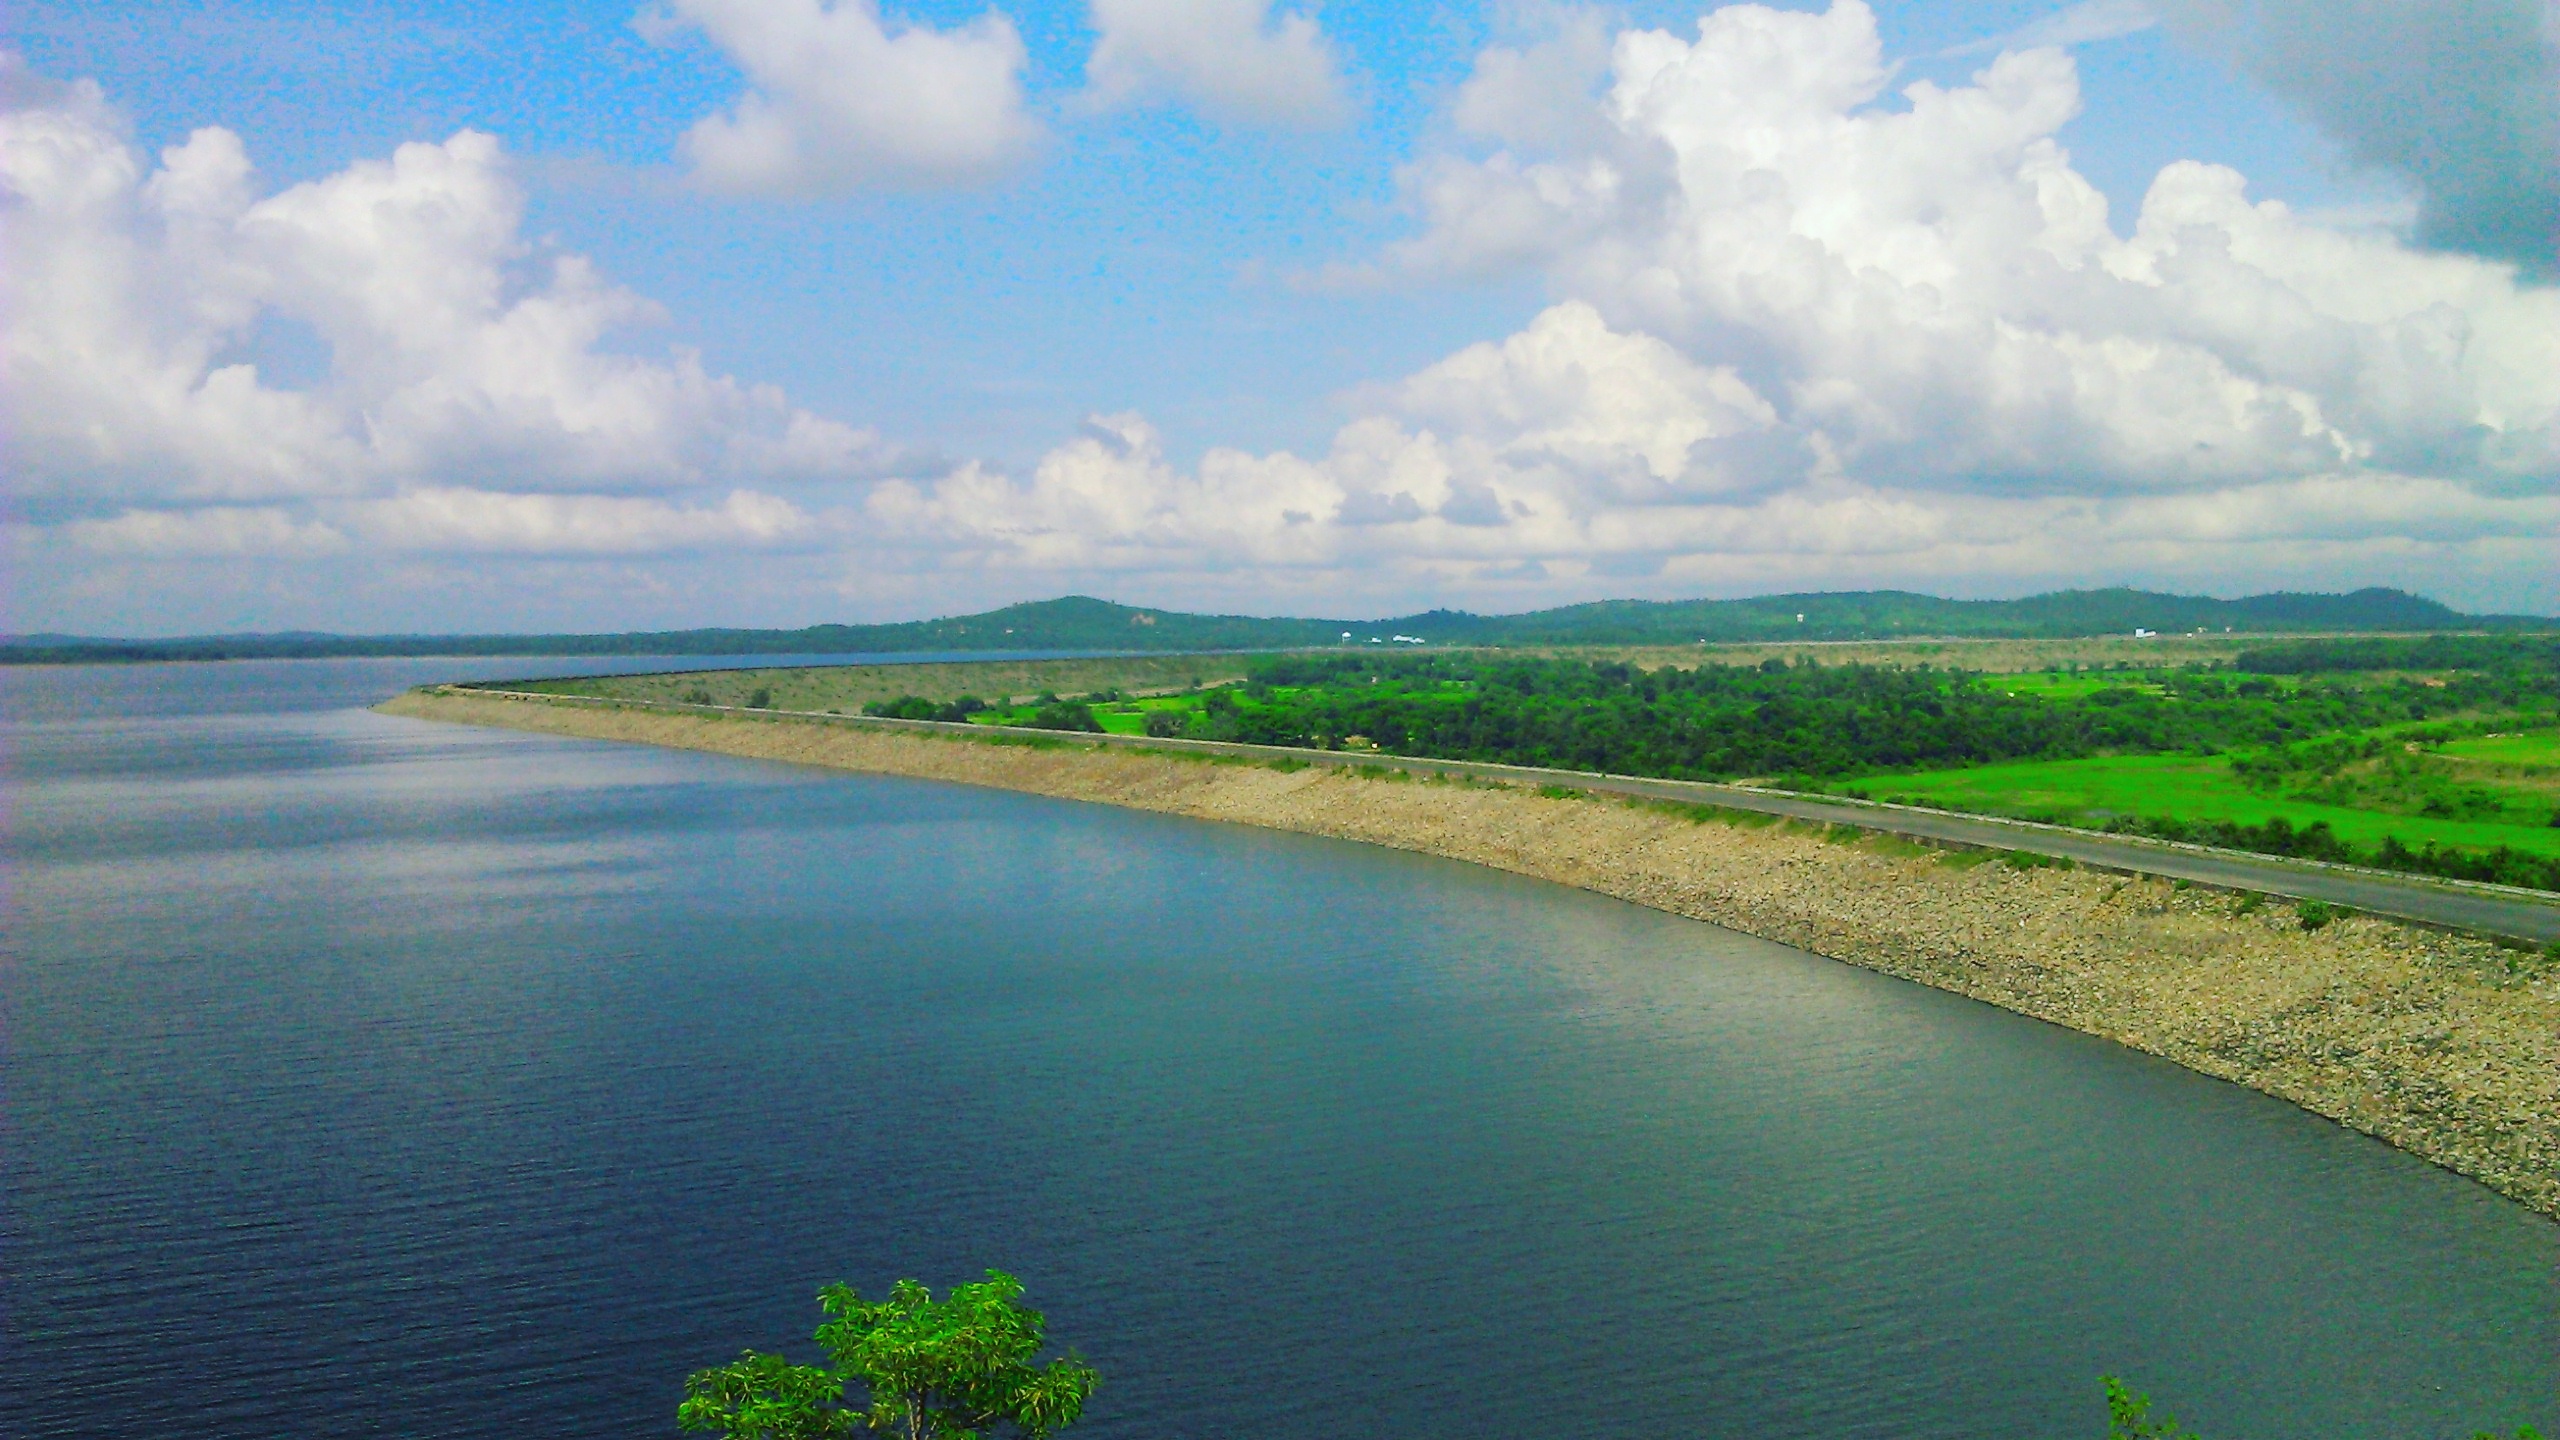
8,588,2539,663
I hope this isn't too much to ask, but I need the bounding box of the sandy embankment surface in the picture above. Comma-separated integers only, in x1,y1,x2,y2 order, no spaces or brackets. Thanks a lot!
383,689,2560,1219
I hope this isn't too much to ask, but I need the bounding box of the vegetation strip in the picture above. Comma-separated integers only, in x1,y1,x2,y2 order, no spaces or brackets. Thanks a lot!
514,637,2560,899
444,686,2560,944
382,687,2560,1221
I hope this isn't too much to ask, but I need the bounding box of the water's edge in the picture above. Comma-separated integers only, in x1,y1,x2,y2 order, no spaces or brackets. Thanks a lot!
382,689,2560,1220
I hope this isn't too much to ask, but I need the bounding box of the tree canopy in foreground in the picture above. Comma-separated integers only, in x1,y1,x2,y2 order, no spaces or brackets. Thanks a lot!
679,1271,1096,1440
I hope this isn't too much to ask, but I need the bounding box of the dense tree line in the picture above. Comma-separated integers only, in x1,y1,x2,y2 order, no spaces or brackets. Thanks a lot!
1148,653,2551,783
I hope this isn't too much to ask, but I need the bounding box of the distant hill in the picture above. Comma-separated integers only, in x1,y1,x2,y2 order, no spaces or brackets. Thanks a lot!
1395,586,2494,645
6,587,2545,664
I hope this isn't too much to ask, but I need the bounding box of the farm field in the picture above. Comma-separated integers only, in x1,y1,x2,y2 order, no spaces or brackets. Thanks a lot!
1867,751,2560,864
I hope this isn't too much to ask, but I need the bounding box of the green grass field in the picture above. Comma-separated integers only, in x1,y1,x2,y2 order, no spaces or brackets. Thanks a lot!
1872,751,2560,861
2438,730,2560,767
1978,671,2171,700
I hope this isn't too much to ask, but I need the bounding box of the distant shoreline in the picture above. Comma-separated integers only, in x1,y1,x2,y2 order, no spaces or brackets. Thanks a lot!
382,687,2560,1221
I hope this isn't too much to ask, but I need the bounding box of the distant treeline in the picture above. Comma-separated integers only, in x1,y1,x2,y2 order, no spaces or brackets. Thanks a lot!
10,586,2546,664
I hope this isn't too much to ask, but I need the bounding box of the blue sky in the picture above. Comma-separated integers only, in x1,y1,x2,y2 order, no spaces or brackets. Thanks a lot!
5,1,2555,632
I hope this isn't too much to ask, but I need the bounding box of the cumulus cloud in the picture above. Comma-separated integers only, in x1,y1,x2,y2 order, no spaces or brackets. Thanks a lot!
14,7,2560,626
345,488,816,554
1084,0,1350,129
2156,0,2560,273
66,506,351,559
0,64,888,561
653,0,1039,193
1447,9,1618,152
866,0,2558,604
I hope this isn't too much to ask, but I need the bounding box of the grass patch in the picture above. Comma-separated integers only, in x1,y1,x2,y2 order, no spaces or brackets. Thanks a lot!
1626,798,1733,825
1126,745,1219,764
1535,782,1587,799
1881,752,2560,863
2002,849,2072,871
2297,899,2338,931
2435,729,2560,768
979,733,1071,751
1980,671,2174,701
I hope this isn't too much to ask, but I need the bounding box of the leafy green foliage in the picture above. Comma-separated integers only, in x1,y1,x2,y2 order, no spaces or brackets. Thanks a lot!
679,1272,1096,1440
2297,899,2337,931
1026,700,1103,733
2233,735,2539,824
2094,1376,2546,1440
1148,650,2550,786
2103,1377,2202,1439
865,695,989,723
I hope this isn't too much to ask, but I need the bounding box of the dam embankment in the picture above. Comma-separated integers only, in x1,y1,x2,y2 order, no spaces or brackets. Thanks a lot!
382,687,2560,1219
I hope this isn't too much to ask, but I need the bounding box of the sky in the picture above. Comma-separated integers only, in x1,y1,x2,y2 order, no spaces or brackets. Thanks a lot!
3,0,2556,634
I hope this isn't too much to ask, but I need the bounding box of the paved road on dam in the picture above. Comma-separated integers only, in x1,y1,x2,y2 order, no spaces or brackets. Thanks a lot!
471,690,2560,945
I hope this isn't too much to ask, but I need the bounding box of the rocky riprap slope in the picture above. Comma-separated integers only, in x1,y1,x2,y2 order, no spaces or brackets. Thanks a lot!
382,690,2560,1220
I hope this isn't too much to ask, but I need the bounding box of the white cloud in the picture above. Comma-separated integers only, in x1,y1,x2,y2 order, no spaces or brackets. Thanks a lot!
1449,10,1618,151
1084,0,1350,129
0,69,889,560
655,0,1040,194
14,8,2560,626
346,488,815,554
67,506,350,558
1386,301,1778,492
862,0,2559,606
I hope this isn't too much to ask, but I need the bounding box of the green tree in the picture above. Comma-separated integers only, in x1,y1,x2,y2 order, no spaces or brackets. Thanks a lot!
2098,1376,2543,1440
1027,700,1102,733
680,1271,1097,1440
2103,1377,2201,1440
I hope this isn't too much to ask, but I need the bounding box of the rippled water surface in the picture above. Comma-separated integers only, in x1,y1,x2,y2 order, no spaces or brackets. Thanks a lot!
3,658,2553,1438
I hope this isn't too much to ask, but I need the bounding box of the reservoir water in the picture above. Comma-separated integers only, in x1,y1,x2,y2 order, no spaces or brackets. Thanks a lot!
3,659,2553,1438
